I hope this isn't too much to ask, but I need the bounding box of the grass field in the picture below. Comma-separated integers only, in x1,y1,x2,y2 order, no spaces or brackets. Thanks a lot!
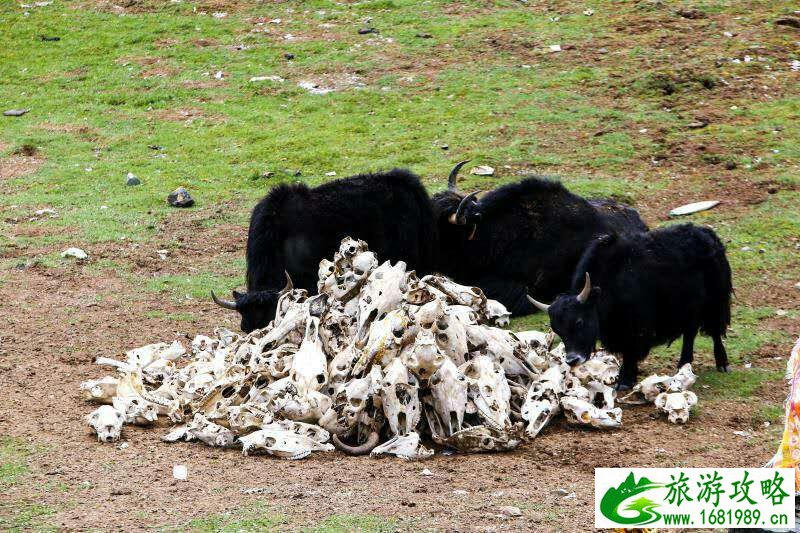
1,0,799,530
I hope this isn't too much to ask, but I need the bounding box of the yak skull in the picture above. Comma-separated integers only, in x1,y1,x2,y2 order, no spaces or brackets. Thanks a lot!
86,405,125,442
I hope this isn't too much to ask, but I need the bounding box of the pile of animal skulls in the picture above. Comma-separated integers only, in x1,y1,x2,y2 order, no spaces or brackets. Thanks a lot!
82,237,630,459
620,364,698,424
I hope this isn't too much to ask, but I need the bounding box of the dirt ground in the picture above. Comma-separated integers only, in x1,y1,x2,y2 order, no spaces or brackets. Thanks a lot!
0,214,786,531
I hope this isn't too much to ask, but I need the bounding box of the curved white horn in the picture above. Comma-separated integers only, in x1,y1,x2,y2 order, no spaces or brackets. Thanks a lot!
526,295,550,312
576,273,591,304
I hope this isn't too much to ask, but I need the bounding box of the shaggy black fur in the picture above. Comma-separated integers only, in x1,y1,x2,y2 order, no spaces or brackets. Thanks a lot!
229,169,437,332
432,177,648,315
545,223,733,388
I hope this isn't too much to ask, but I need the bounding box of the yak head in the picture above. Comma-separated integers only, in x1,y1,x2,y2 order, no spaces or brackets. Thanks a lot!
527,273,601,366
211,272,293,333
431,160,482,241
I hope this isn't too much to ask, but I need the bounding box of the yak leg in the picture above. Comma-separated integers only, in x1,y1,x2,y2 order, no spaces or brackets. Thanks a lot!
677,327,697,369
713,335,729,373
618,353,643,391
474,276,536,316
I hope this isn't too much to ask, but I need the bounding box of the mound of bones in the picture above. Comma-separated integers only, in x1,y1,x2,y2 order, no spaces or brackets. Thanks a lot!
81,237,699,460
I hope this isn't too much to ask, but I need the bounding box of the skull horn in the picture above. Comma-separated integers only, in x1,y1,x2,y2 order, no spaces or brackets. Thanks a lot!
332,430,380,455
282,271,293,293
452,191,479,225
211,290,238,310
447,160,470,191
576,273,592,304
526,295,550,313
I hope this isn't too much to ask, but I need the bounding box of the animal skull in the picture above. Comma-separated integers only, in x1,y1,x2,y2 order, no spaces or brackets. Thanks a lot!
288,317,328,395
356,260,408,336
655,390,697,424
86,405,125,442
380,358,421,436
460,355,512,429
428,358,468,436
560,396,622,429
370,431,433,460
485,299,511,327
239,427,334,459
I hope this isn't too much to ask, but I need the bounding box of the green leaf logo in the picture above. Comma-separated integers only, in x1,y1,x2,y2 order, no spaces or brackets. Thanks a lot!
600,472,665,525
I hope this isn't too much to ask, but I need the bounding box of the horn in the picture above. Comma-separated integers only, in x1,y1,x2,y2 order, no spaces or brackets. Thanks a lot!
447,160,470,191
453,191,479,225
576,273,592,304
332,431,380,456
211,290,238,310
526,295,550,312
281,271,293,293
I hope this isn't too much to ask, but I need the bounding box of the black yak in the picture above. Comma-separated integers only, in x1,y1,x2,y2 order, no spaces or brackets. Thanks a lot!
527,224,733,389
212,169,437,332
432,163,648,315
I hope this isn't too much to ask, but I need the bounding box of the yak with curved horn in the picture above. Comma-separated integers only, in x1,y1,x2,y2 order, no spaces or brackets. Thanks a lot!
212,168,438,332
431,163,648,317
527,224,732,389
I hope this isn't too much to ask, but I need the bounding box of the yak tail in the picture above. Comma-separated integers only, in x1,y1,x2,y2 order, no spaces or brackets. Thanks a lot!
699,227,733,337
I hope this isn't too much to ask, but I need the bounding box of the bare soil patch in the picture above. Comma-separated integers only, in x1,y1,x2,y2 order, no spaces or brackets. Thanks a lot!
0,152,45,181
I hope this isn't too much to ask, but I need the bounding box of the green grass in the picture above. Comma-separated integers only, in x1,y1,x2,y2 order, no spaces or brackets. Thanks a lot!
0,438,56,531
0,437,32,488
180,504,286,532
311,514,398,533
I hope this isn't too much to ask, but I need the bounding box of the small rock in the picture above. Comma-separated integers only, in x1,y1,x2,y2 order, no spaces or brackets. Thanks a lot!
415,32,433,38
583,9,594,15
563,492,577,500
470,165,495,176
125,172,141,186
794,282,800,290
284,53,295,60
498,506,522,517
552,488,569,496
740,246,752,252
421,468,433,476
45,468,65,475
687,120,709,129
776,309,788,317
453,489,468,495
733,430,753,438
148,145,164,150
677,7,706,19
157,249,169,260
111,487,132,496
167,187,194,208
61,247,88,260
775,17,800,29
548,44,562,52
325,171,337,177
3,108,30,117
744,362,752,368
173,464,188,481
40,35,60,41
117,442,129,450
358,27,378,35
725,161,737,170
